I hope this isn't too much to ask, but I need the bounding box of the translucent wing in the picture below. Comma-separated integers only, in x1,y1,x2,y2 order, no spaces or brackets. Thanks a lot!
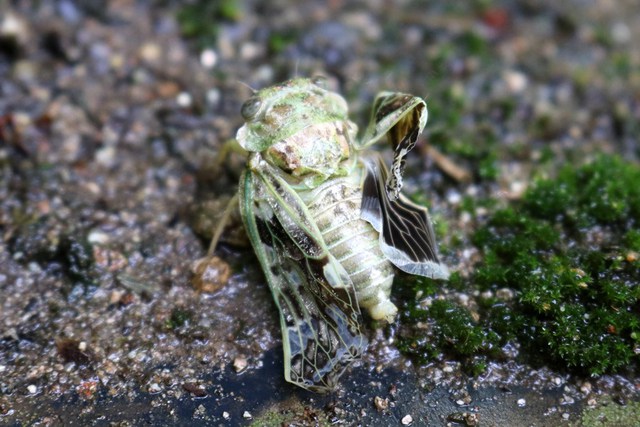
361,92,428,201
361,155,450,280
239,157,367,392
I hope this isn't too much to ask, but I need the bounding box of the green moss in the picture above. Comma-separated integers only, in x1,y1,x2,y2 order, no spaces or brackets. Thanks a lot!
624,229,640,251
475,155,640,375
398,154,640,376
524,154,640,228
458,30,489,56
177,0,241,46
396,276,499,372
167,307,194,330
268,32,297,54
577,397,640,427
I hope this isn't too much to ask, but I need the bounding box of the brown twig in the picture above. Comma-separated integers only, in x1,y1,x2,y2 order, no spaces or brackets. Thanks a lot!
422,144,472,183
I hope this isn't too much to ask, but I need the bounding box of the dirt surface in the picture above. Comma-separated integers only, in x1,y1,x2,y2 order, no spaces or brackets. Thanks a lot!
1,1,639,426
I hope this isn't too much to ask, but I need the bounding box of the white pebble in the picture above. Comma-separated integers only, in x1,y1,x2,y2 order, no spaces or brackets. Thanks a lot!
243,411,252,419
446,190,462,204
27,384,37,394
503,69,528,94
88,230,110,244
200,49,218,69
509,181,526,197
233,356,248,372
401,414,413,425
95,145,117,168
517,398,526,407
177,92,192,108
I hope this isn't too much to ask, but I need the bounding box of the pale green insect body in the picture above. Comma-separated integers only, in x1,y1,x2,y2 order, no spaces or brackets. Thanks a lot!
300,172,397,323
240,78,398,321
235,77,449,392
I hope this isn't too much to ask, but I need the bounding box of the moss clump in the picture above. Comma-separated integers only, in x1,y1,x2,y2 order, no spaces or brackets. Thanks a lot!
475,154,640,375
396,275,500,374
397,154,640,376
523,154,640,228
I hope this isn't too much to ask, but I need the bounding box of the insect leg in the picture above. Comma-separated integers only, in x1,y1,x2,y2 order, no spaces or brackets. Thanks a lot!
206,192,239,256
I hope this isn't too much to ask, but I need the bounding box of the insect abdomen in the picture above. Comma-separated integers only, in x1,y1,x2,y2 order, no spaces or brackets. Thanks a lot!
304,177,398,322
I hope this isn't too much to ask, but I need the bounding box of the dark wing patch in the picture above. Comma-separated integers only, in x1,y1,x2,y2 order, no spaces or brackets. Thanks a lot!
361,93,428,201
386,104,424,201
361,156,449,280
240,166,367,393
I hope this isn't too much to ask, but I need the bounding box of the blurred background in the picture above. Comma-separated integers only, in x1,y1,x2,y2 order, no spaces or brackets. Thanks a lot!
1,1,639,425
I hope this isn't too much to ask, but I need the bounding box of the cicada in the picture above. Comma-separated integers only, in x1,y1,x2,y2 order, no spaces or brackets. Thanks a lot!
224,77,449,392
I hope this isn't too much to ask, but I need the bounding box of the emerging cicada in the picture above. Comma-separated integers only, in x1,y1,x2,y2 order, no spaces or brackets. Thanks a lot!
225,77,449,392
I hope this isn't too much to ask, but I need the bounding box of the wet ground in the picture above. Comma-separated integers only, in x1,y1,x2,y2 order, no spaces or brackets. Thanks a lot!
1,1,639,426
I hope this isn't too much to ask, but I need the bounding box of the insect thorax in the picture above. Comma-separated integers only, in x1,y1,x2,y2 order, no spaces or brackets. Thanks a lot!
299,169,398,322
264,120,357,188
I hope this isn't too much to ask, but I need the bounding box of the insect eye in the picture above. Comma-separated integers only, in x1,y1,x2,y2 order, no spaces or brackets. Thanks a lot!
312,75,328,89
241,96,262,121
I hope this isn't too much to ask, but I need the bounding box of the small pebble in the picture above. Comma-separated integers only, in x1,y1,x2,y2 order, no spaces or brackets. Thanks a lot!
374,396,389,411
95,145,117,168
233,356,248,373
517,398,526,407
27,385,37,394
176,92,192,108
88,230,110,244
200,49,218,69
243,411,252,419
509,181,526,198
496,288,514,301
401,414,413,425
139,42,161,63
222,411,230,420
446,190,462,204
580,381,592,394
503,69,528,93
